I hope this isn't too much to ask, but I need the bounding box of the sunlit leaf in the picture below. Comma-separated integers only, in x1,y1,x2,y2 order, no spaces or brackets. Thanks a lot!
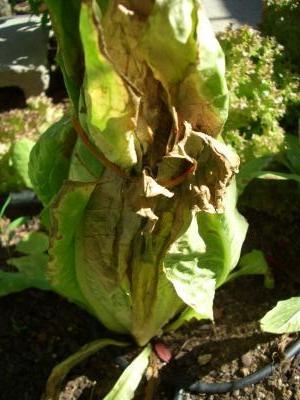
11,138,35,188
261,297,300,333
228,249,274,289
79,0,137,169
165,261,215,323
197,181,248,287
104,345,151,400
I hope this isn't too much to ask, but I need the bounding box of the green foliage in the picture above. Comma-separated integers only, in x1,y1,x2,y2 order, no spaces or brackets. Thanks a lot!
27,0,245,350
217,25,299,164
279,134,300,175
102,345,151,400
0,138,34,193
0,95,65,193
29,115,77,206
261,297,300,333
0,231,50,296
227,249,274,289
236,134,300,196
261,0,300,74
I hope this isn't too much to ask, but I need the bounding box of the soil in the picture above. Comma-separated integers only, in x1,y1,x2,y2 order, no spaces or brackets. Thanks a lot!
0,186,299,400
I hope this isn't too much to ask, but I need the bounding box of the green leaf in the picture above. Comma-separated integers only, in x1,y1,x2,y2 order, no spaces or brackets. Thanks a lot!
45,0,83,110
43,339,129,400
167,307,206,332
236,152,300,195
236,156,272,194
260,297,300,334
165,213,206,261
1,250,50,297
15,231,49,254
7,216,28,232
68,138,104,182
29,115,77,206
79,0,137,170
11,138,35,188
48,181,96,312
0,195,11,219
0,231,51,297
164,215,215,326
165,260,215,322
197,181,248,287
0,269,50,297
283,134,300,174
257,171,300,183
180,5,229,134
103,345,151,400
140,0,229,136
140,0,196,85
7,253,50,285
227,249,274,288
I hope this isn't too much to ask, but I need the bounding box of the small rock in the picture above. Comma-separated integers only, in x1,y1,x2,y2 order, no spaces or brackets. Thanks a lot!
241,352,252,367
240,366,250,377
58,376,95,400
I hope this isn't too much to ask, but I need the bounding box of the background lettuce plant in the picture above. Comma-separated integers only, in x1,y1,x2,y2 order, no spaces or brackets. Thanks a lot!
261,0,300,74
0,95,64,193
217,25,299,166
216,25,300,204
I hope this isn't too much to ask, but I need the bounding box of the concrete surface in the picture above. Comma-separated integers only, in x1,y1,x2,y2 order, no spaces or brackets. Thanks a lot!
202,0,263,31
0,15,49,98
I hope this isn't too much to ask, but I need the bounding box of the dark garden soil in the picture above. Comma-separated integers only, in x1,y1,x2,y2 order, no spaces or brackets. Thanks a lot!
0,183,299,400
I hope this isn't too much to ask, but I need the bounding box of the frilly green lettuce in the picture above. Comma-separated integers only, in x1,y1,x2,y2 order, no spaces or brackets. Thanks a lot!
29,0,245,346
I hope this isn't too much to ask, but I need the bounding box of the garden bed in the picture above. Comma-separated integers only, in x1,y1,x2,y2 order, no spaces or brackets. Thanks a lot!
0,205,299,400
0,2,299,396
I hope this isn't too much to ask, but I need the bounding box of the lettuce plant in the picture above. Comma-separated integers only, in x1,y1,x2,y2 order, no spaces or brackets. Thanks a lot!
30,0,242,343
261,0,300,74
217,25,299,165
18,0,266,397
215,25,300,200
